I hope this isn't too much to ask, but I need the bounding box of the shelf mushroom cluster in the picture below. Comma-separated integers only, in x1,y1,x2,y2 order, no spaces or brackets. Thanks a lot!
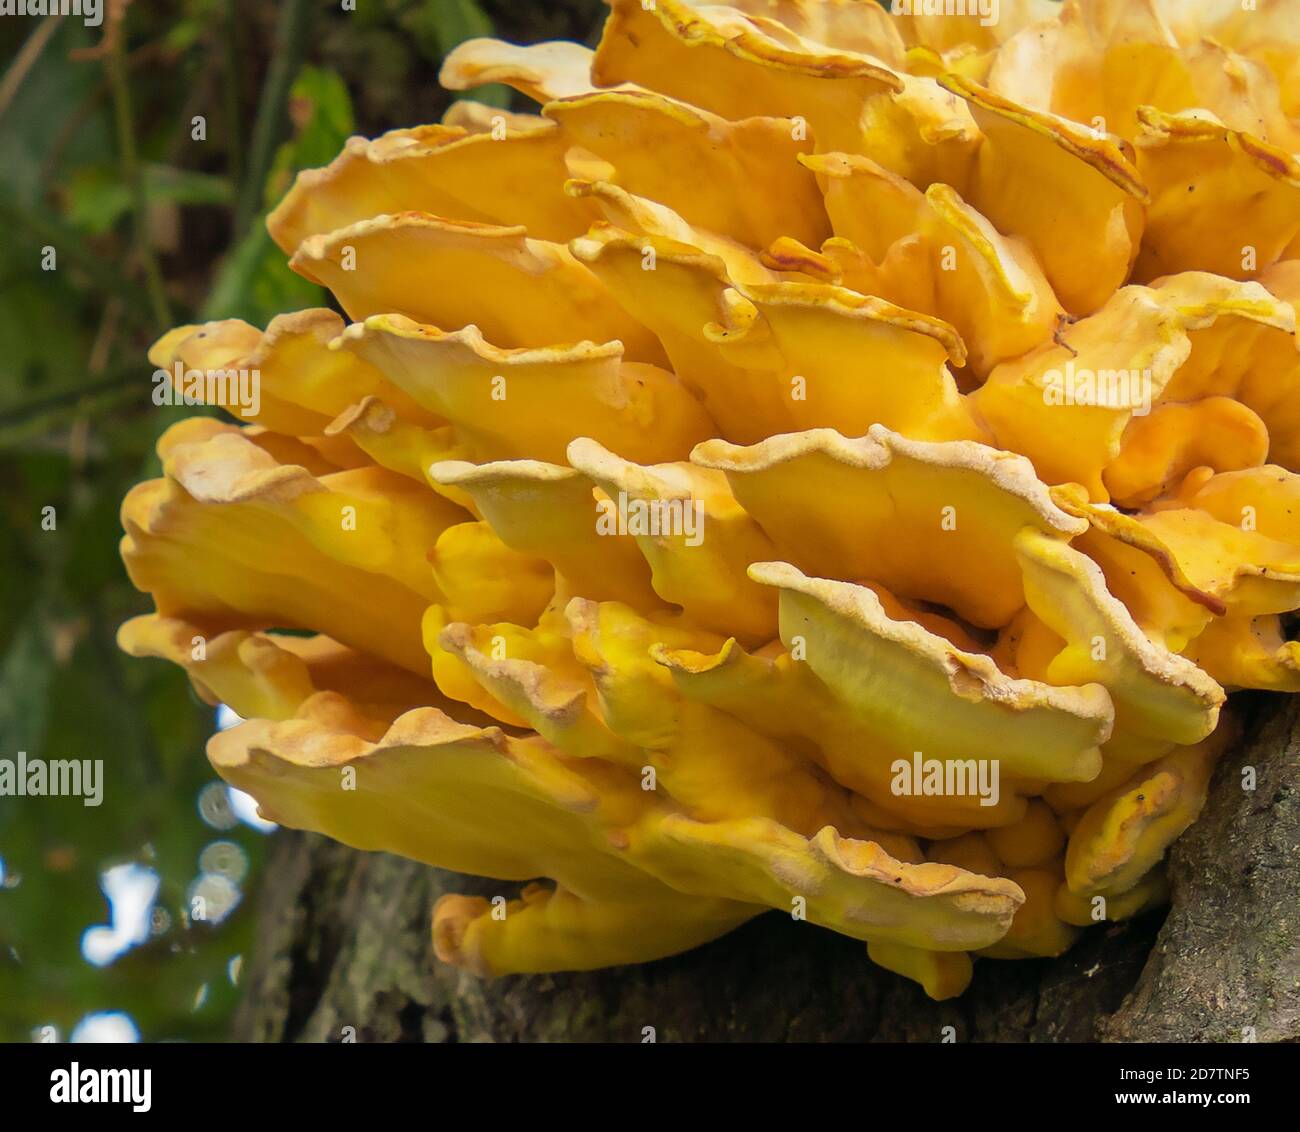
120,0,1300,999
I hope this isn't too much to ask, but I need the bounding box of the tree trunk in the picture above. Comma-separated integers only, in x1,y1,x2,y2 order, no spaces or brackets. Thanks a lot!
231,696,1300,1043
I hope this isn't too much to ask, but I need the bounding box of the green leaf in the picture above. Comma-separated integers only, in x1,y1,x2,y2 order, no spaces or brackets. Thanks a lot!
0,611,54,758
0,20,111,208
420,0,493,49
0,244,94,411
406,0,511,107
204,66,358,326
263,65,356,208
64,164,233,236
200,223,323,326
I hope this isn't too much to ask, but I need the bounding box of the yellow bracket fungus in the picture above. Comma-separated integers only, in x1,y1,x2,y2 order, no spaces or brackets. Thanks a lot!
118,0,1300,1000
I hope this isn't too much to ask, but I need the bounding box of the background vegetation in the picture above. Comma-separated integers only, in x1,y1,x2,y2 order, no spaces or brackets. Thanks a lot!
0,0,602,1042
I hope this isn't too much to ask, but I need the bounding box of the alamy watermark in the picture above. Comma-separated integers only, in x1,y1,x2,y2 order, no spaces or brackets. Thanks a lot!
152,363,261,418
891,752,1000,807
893,0,999,28
1042,360,1153,416
0,0,102,27
50,1063,150,1112
596,491,704,547
0,751,103,807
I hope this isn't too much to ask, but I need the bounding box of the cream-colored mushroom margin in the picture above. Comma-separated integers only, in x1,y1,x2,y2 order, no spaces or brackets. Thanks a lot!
693,424,1086,628
744,560,1113,787
207,701,1025,969
265,120,598,252
288,213,667,363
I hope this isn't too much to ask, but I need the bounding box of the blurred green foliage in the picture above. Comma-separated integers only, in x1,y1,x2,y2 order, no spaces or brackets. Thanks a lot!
0,0,605,1043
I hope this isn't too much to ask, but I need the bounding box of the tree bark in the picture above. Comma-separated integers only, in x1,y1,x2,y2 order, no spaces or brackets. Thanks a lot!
231,697,1300,1043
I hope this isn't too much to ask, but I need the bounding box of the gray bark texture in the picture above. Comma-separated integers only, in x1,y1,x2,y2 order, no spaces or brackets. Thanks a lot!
231,695,1300,1043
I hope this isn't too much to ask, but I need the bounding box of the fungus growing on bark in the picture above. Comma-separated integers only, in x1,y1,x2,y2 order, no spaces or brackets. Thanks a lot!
121,0,1300,998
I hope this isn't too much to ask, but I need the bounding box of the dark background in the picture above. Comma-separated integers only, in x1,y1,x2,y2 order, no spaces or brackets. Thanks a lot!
0,0,601,1043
